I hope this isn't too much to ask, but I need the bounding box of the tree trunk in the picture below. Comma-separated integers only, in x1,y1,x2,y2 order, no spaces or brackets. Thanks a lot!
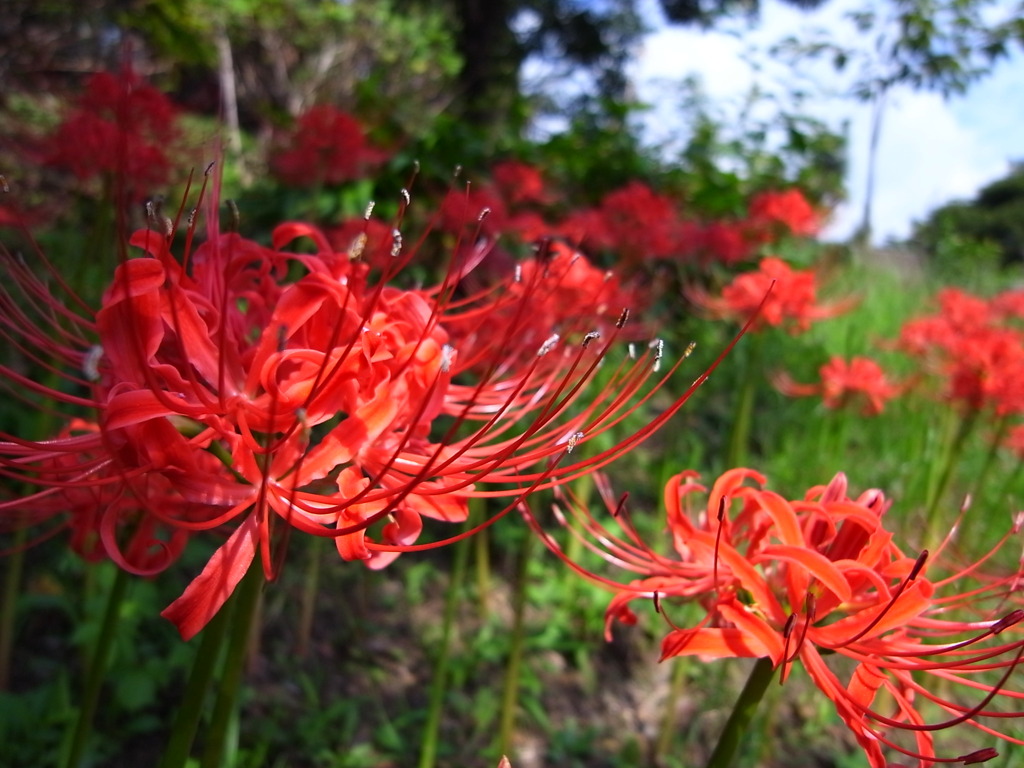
451,0,522,132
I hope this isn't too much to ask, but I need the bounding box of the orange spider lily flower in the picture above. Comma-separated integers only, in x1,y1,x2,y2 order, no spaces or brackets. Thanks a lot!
773,355,902,415
530,470,1024,767
746,188,821,239
687,256,855,333
899,288,1024,416
0,173,739,641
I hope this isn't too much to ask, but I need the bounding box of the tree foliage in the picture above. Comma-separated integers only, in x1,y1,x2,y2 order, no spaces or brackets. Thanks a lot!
913,164,1024,267
774,0,1024,101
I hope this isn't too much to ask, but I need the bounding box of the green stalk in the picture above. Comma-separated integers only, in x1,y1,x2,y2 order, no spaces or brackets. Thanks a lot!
497,531,534,757
725,334,762,470
417,515,473,768
474,524,491,621
0,527,26,690
924,408,978,542
158,598,235,768
62,564,131,768
296,536,325,658
705,657,776,768
654,656,689,761
199,561,265,768
968,414,1010,509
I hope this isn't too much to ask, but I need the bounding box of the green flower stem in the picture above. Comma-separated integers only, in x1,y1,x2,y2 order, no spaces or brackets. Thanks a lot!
199,561,265,768
924,408,978,542
969,414,1010,507
997,457,1024,507
418,514,474,768
474,523,492,621
62,564,131,768
158,598,235,768
296,535,325,658
498,530,534,757
726,334,763,470
705,656,776,768
654,656,689,761
0,527,26,691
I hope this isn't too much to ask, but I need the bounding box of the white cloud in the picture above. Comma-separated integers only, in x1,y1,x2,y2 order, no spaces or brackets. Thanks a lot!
632,0,1024,244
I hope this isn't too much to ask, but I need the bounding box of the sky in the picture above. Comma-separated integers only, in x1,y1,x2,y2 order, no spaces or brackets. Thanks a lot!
630,0,1024,244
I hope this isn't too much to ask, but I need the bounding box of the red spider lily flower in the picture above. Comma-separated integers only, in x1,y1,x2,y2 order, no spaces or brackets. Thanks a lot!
324,216,397,269
529,469,1024,767
438,182,552,246
747,189,821,239
0,176,739,641
555,207,615,253
270,105,388,187
43,69,180,200
687,256,855,333
990,288,1024,322
443,239,644,369
439,186,509,238
899,288,1024,415
597,182,682,264
492,160,553,208
773,355,902,415
697,220,752,266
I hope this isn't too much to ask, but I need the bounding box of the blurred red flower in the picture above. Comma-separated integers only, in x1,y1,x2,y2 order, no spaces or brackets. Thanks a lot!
687,256,855,333
598,182,681,264
492,160,552,207
747,189,820,238
271,105,388,187
42,69,180,200
773,355,902,415
899,287,1024,415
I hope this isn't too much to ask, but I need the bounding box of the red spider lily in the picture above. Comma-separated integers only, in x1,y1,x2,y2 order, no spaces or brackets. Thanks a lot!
747,189,821,239
899,288,1024,415
773,355,902,415
324,216,397,270
597,182,681,264
270,105,388,187
527,469,1024,767
0,175,739,641
42,69,180,200
491,160,553,208
439,185,509,238
686,256,855,333
443,239,644,369
697,220,752,266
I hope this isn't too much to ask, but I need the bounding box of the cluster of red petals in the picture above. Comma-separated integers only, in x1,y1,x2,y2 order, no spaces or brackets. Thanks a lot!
593,182,681,264
687,256,855,333
437,174,821,272
556,186,820,268
442,239,644,368
899,287,1024,415
695,220,751,266
747,189,821,239
270,105,389,187
438,186,549,244
492,160,553,207
42,70,180,198
774,355,902,415
324,216,397,270
0,181,718,641
533,469,1024,767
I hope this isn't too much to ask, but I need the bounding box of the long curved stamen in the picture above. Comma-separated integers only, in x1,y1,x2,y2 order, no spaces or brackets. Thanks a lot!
830,549,929,649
